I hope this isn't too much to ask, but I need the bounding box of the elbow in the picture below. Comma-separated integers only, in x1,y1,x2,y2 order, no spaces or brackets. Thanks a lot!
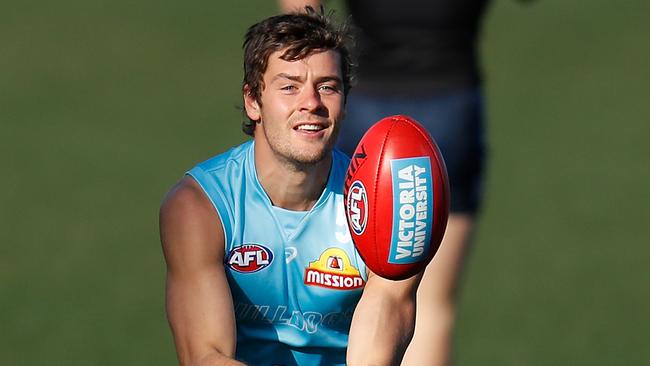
184,352,237,366
177,343,237,366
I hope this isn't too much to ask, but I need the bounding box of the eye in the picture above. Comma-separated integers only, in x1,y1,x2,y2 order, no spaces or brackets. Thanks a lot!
318,84,341,95
280,84,297,91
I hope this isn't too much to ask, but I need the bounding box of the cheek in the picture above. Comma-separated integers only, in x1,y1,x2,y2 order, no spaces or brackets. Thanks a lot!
261,95,294,119
326,97,345,118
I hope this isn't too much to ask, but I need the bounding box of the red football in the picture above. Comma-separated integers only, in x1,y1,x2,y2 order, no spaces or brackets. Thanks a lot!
344,115,450,280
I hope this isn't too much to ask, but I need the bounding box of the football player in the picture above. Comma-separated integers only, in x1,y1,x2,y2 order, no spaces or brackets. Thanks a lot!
160,7,420,365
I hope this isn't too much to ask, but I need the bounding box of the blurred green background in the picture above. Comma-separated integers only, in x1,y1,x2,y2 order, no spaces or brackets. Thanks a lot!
1,0,648,364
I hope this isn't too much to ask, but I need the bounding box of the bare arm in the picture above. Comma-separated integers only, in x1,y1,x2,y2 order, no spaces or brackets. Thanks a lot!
347,272,421,366
278,0,322,13
160,177,245,366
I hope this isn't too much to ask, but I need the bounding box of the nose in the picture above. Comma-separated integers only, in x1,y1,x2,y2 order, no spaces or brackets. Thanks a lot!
299,85,325,113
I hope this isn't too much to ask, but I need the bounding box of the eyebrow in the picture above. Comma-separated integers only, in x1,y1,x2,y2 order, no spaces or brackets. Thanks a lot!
271,73,342,85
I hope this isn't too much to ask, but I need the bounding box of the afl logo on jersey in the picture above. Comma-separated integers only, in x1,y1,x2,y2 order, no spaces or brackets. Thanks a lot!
346,180,368,235
226,244,274,273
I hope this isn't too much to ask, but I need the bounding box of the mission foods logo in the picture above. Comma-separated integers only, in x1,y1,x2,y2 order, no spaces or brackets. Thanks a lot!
226,244,274,273
304,248,364,290
388,157,434,264
346,180,368,235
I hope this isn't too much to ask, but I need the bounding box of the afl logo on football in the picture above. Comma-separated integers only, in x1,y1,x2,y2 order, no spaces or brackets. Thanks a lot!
347,180,368,235
226,244,274,273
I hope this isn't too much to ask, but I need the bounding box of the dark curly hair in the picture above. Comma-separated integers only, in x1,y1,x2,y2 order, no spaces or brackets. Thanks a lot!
241,6,355,136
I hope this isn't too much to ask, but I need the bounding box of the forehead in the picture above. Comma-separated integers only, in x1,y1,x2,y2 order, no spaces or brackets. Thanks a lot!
264,49,342,80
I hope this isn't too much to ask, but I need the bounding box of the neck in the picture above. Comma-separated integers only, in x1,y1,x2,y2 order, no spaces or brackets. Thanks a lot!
254,141,332,211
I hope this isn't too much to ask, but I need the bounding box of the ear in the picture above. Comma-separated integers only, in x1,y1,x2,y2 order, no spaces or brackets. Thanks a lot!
243,85,261,122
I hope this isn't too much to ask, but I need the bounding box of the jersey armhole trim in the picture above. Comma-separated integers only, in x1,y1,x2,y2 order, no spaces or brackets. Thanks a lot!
185,169,232,250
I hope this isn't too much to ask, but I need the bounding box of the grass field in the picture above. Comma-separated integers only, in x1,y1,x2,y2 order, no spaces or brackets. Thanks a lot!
1,1,648,364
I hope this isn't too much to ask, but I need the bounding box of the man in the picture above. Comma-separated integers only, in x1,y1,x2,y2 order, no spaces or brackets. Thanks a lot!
279,1,490,365
160,7,420,365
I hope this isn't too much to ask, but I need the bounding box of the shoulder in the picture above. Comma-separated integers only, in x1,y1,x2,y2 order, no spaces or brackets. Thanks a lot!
192,140,253,175
187,142,253,205
160,176,215,224
160,176,225,264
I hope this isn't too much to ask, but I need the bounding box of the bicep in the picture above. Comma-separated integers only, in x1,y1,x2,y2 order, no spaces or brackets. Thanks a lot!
165,262,237,363
160,177,237,364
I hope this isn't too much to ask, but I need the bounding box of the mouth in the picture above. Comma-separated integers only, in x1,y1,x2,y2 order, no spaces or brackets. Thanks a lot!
293,121,328,134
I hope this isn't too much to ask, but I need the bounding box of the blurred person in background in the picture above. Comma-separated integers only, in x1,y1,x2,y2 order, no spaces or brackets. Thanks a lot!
279,1,493,365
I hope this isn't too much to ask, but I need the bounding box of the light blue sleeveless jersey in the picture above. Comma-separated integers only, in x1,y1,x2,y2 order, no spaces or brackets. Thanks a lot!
188,140,367,366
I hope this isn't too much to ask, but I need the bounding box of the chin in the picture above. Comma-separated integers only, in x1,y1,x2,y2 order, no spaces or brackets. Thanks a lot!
291,148,330,166
294,152,327,165
294,142,334,162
